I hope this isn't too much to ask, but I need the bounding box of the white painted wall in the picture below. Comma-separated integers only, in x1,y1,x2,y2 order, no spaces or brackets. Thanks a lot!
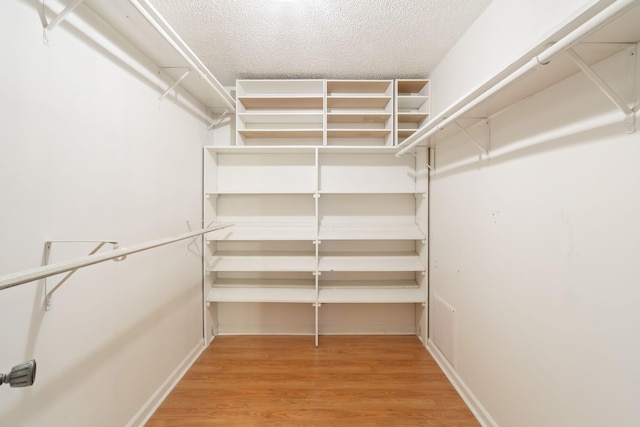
427,0,640,425
0,2,207,426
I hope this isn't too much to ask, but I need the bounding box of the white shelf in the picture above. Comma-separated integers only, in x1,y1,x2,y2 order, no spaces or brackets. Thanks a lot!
326,129,391,138
208,283,316,303
238,113,324,125
397,113,429,123
318,255,425,272
238,96,324,110
397,97,429,110
318,223,424,240
238,129,323,138
236,79,324,96
209,255,317,272
318,285,425,303
207,222,316,241
327,113,391,124
84,1,235,113
326,80,392,95
207,190,315,195
317,190,422,195
206,145,316,154
326,96,391,109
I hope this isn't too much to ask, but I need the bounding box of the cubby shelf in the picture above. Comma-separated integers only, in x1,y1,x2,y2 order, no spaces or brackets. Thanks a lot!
318,285,424,303
318,255,425,272
207,223,317,241
208,255,317,272
236,80,395,146
208,284,316,303
395,79,430,145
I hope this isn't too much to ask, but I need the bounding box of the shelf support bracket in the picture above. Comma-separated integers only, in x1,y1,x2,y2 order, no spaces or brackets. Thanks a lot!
186,220,215,257
43,0,86,44
567,47,636,134
410,151,433,171
44,240,122,311
159,68,192,100
207,109,230,131
453,120,490,156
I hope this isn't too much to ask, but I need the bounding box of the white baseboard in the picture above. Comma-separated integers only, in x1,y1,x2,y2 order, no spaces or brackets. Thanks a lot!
126,339,205,427
426,339,499,427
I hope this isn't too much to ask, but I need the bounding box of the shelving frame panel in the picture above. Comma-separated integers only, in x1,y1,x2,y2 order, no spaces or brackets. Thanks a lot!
204,143,428,344
326,80,393,146
236,79,395,146
395,79,430,145
236,79,325,145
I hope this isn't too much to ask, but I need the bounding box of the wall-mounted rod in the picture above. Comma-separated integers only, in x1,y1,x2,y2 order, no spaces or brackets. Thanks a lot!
0,224,231,292
128,0,236,113
396,0,639,157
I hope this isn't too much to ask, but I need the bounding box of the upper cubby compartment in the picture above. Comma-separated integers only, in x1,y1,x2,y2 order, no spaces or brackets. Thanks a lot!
326,80,394,146
395,80,430,145
236,80,325,145
235,79,395,146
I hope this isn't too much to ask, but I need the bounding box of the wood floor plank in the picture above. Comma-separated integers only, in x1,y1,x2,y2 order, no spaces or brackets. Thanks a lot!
146,335,479,426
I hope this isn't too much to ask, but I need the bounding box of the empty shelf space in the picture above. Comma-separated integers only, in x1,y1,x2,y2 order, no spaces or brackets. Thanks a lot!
396,96,430,110
207,223,317,241
209,254,317,272
238,113,324,125
397,113,429,123
326,80,392,95
398,130,418,138
326,129,391,138
396,80,430,96
208,282,316,303
238,129,323,138
327,96,391,109
318,223,425,240
318,285,425,303
326,113,391,124
318,254,425,272
238,96,324,109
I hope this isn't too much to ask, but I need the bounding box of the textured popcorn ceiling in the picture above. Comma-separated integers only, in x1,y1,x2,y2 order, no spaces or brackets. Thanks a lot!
149,0,492,86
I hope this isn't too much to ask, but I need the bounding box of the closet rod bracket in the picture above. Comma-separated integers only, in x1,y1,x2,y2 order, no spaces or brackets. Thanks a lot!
567,47,636,134
454,119,490,156
158,67,192,100
42,0,86,44
207,109,230,131
44,240,120,311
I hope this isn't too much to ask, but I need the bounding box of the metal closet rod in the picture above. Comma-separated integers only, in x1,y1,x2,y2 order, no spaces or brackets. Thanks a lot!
128,0,236,113
0,224,231,292
396,0,639,157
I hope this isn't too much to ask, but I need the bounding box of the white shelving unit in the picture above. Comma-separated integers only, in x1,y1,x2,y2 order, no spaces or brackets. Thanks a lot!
204,144,428,345
236,80,394,146
395,79,430,145
236,80,325,146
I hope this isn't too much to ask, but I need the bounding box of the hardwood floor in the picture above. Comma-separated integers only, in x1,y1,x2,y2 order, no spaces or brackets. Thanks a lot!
146,335,479,426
